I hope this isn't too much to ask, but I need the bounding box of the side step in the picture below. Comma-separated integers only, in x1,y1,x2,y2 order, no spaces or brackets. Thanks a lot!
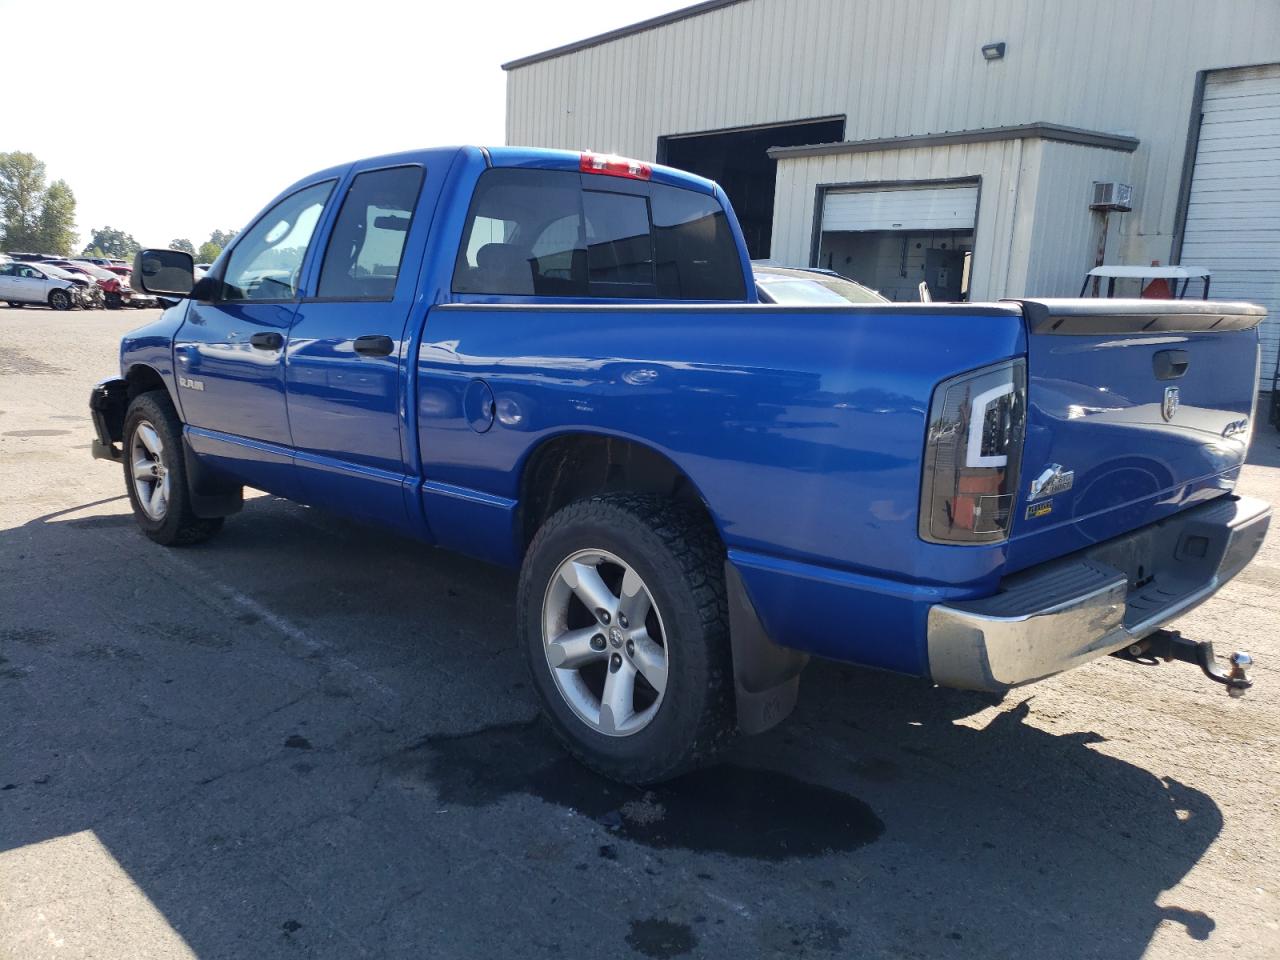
1114,629,1253,697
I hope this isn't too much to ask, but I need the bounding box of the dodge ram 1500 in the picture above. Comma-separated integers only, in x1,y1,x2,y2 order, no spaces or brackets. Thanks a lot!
90,146,1269,783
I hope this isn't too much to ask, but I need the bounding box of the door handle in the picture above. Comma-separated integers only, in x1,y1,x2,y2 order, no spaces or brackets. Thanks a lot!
249,331,284,350
1153,349,1190,380
353,334,395,357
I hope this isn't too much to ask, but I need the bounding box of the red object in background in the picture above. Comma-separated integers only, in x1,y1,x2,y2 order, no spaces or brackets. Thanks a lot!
1141,278,1173,299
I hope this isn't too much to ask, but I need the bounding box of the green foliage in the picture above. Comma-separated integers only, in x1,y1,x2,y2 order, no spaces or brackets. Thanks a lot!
35,180,77,256
170,238,196,255
81,226,140,259
196,241,222,264
0,151,78,255
208,228,238,250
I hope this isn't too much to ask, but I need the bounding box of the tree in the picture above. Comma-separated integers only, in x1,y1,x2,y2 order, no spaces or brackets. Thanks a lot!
208,228,238,250
34,180,77,255
0,151,78,254
170,238,195,254
196,241,222,264
82,226,139,259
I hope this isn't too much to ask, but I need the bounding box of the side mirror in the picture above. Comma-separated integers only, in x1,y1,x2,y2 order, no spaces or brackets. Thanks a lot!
132,248,194,296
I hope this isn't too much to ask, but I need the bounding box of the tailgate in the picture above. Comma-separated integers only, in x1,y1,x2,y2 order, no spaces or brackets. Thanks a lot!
1005,298,1265,572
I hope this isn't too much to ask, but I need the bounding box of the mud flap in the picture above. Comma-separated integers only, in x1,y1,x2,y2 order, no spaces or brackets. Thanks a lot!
725,562,809,735
182,436,244,518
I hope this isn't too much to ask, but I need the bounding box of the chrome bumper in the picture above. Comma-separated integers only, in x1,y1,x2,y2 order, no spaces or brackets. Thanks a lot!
927,495,1271,691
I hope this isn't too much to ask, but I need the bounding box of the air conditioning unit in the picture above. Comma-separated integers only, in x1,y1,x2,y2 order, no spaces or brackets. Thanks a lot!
1090,181,1133,212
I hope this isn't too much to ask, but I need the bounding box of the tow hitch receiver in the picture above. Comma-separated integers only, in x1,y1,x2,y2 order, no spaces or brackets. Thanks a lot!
1116,629,1253,697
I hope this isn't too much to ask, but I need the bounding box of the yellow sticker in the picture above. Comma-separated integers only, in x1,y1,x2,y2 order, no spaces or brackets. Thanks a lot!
1026,500,1053,520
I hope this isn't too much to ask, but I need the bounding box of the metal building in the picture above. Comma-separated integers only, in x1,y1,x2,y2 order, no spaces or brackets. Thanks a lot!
504,0,1280,387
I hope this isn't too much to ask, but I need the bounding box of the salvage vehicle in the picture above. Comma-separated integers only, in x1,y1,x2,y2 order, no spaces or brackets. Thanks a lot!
0,259,82,309
42,259,133,308
89,147,1270,783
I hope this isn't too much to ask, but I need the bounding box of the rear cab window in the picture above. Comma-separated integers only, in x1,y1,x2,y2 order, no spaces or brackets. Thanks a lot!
452,168,745,301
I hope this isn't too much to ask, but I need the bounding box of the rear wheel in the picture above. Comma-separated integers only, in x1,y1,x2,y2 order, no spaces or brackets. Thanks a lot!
518,494,734,784
48,289,71,311
6,302,23,308
122,391,223,546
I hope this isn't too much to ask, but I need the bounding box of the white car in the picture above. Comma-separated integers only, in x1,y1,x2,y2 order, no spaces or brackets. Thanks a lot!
0,260,81,310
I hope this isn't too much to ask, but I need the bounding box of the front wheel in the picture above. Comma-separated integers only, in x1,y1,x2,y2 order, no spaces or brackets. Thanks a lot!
48,289,71,311
518,494,734,784
122,391,223,545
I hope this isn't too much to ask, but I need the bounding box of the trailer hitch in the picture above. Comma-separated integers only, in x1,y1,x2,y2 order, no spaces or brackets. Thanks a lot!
1117,629,1253,697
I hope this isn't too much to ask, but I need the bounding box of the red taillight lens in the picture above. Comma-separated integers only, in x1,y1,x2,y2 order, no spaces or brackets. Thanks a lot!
579,151,652,180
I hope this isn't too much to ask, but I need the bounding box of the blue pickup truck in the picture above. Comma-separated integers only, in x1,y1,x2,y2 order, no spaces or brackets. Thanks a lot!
90,146,1270,783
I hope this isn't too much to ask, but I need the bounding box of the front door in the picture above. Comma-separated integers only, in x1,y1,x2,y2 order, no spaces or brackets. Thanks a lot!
286,164,427,527
0,263,51,304
176,179,335,497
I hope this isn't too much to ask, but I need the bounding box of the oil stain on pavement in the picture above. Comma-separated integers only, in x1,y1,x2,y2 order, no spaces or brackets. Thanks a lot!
404,720,884,860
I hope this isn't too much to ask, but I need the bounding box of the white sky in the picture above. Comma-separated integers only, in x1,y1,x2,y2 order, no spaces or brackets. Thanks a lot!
0,0,689,251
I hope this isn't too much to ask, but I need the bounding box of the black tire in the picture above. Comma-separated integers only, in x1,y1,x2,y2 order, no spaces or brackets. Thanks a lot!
122,390,224,546
518,493,735,784
48,288,71,311
8,301,24,308
105,292,122,310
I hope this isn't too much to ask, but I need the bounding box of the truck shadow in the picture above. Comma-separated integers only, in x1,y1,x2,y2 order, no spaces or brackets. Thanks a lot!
0,493,1227,959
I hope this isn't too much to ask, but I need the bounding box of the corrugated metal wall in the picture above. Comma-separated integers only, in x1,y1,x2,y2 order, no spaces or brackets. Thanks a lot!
506,0,1280,267
1021,142,1133,297
770,138,1041,300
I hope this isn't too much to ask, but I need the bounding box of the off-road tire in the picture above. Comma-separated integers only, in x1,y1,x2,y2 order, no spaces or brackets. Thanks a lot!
122,390,223,546
518,493,735,784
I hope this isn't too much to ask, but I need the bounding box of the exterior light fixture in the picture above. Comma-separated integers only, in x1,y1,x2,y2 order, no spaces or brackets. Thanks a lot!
981,42,1006,61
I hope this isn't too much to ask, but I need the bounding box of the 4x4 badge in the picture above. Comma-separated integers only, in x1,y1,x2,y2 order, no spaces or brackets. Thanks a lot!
1162,386,1180,422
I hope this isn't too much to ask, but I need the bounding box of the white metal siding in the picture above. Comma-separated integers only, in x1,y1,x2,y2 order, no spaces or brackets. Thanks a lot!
821,184,978,232
506,0,1280,268
771,138,1041,301
1180,64,1280,391
1021,142,1134,297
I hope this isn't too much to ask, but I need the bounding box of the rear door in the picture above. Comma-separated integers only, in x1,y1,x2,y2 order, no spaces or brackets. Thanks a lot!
285,163,428,526
176,179,335,497
1008,299,1264,571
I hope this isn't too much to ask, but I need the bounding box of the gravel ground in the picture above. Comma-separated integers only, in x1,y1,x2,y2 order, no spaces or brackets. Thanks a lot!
1,306,1278,960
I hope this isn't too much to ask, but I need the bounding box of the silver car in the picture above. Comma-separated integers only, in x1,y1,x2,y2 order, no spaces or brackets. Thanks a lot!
0,261,82,310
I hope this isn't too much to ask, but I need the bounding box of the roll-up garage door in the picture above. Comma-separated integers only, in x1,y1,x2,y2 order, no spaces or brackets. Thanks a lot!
1180,63,1280,392
821,183,978,232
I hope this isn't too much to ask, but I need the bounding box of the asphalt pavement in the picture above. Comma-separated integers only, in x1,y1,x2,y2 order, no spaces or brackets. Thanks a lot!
2,306,1278,959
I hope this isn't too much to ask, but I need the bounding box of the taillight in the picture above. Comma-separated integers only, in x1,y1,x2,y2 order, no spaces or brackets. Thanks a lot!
919,359,1027,544
579,151,652,180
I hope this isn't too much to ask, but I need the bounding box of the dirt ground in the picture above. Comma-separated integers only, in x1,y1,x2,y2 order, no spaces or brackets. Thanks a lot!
1,306,1278,960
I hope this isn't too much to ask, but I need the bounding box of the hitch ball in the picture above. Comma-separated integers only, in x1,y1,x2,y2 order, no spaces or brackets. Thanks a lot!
1228,652,1252,699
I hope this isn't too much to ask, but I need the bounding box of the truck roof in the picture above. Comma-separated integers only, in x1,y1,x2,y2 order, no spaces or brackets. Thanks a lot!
278,146,720,201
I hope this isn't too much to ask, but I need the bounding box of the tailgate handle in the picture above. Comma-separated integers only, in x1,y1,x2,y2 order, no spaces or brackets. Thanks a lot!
1153,349,1190,380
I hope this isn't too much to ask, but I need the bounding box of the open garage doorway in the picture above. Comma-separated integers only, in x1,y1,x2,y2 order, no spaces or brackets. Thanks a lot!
659,116,844,259
814,180,978,302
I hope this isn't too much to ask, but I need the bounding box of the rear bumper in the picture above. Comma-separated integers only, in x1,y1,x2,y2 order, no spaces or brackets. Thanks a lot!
927,494,1270,691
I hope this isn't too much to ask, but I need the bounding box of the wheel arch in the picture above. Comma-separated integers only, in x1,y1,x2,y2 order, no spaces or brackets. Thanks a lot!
515,431,725,555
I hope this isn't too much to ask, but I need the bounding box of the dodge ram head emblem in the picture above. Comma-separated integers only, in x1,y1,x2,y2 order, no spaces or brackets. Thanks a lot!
1162,386,1180,422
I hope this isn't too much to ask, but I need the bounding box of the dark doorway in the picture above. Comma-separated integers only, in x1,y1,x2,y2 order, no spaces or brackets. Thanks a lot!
659,117,844,260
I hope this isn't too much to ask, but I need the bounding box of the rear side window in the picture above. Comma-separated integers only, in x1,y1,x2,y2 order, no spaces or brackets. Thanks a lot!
317,165,424,299
452,168,744,300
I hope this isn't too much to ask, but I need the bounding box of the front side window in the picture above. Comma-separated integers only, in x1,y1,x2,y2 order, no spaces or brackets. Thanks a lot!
317,165,424,299
221,180,334,301
452,168,744,301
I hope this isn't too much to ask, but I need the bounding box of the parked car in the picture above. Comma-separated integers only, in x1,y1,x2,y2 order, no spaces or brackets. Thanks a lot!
753,262,887,304
0,260,82,309
98,264,160,308
39,263,104,308
42,259,132,308
90,146,1269,784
